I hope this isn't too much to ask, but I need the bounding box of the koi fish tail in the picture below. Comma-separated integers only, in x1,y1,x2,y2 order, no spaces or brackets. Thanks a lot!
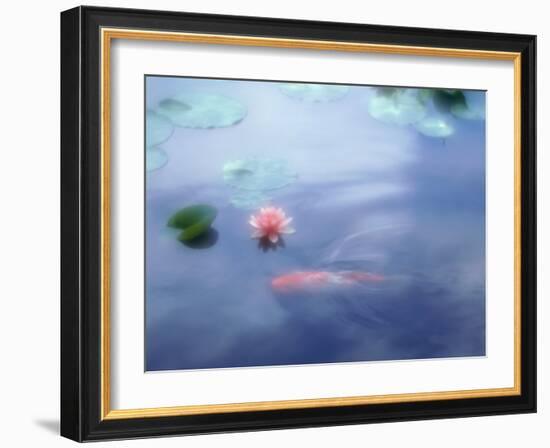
342,272,385,282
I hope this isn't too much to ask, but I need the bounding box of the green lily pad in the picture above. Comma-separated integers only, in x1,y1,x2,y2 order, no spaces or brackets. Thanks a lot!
414,116,454,138
279,83,349,102
167,204,218,242
146,147,169,172
146,110,174,147
157,93,247,128
432,89,467,113
223,159,297,192
366,89,427,125
451,91,486,120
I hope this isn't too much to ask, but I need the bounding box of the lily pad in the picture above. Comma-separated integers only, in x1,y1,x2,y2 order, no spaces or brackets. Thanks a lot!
229,190,271,210
157,98,191,115
279,83,349,102
146,110,174,147
415,88,435,105
157,93,247,128
146,147,169,172
366,89,427,125
432,89,467,113
451,91,486,120
223,159,297,192
167,204,218,242
414,116,454,138
376,87,401,98
223,158,297,210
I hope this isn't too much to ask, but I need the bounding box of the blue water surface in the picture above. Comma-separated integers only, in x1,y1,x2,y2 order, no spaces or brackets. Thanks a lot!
145,77,486,371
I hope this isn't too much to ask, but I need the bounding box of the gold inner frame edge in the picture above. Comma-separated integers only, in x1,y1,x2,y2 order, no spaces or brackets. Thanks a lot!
100,27,522,420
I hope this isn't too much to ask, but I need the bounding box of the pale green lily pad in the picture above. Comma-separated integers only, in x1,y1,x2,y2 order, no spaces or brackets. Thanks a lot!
223,159,297,191
146,147,169,172
157,98,191,115
416,88,435,105
279,83,349,102
146,110,174,147
375,87,401,98
229,191,271,210
223,158,297,210
167,204,217,242
414,116,454,138
451,91,486,120
367,89,427,125
157,93,247,128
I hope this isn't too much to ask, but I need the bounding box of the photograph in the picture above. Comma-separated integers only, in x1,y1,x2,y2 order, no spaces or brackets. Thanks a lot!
145,77,487,371
0,0,543,445
56,5,537,442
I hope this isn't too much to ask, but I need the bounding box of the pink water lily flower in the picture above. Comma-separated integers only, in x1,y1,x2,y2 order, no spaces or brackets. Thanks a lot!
249,207,295,244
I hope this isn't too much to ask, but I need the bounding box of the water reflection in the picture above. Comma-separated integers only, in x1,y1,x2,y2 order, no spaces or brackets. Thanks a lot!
257,236,286,252
182,228,219,249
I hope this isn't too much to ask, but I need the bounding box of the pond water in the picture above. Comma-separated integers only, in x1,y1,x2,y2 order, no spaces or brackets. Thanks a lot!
145,77,486,371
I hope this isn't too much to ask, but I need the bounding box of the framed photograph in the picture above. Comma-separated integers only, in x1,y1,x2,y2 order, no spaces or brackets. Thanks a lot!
60,6,536,442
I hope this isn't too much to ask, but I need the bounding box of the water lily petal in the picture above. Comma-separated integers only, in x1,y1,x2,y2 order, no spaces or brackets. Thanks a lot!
282,217,293,226
251,229,265,239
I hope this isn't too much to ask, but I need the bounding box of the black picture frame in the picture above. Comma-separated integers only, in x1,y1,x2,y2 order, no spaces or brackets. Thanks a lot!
61,5,536,442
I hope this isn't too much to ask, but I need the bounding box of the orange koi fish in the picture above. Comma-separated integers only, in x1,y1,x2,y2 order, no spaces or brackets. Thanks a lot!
271,271,384,293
